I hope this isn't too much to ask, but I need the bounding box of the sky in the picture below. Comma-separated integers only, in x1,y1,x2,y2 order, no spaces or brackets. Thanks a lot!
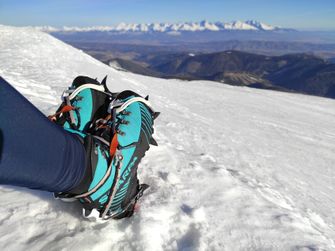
0,0,335,30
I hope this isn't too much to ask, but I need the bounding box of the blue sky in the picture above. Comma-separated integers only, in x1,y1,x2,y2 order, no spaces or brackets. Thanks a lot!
0,0,334,30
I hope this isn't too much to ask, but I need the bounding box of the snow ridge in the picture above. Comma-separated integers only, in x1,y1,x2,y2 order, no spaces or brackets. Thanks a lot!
32,20,282,33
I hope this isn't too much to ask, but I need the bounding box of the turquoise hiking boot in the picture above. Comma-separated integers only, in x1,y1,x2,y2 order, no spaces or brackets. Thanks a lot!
50,76,112,133
54,88,159,220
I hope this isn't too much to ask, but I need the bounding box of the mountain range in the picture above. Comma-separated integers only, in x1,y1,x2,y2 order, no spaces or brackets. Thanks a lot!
106,51,335,99
34,20,289,33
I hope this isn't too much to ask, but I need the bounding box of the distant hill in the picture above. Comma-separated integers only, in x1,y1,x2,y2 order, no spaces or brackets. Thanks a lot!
105,58,162,77
106,51,335,99
67,40,335,63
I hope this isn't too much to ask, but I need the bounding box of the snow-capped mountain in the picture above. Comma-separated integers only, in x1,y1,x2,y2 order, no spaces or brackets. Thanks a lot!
0,25,335,250
245,20,277,31
33,20,283,33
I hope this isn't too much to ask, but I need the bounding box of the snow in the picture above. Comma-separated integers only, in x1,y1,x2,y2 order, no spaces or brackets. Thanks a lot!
222,20,258,30
245,20,277,31
108,60,125,72
31,20,280,33
1,25,335,250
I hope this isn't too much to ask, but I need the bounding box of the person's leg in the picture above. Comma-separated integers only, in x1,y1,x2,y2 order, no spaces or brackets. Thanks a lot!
0,77,86,192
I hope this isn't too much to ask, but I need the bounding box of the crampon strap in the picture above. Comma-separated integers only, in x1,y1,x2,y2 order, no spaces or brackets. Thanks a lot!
48,105,75,121
109,133,118,158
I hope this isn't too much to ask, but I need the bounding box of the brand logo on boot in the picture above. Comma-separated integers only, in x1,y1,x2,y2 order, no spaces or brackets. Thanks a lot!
119,157,138,187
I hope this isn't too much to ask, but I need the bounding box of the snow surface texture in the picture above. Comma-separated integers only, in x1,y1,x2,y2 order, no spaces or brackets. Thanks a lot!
0,25,335,251
32,20,279,33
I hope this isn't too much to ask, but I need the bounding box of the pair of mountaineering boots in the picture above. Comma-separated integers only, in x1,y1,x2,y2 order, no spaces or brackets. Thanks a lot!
50,76,158,220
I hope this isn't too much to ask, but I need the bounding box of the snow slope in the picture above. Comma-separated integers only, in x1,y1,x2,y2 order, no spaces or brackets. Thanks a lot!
1,25,335,250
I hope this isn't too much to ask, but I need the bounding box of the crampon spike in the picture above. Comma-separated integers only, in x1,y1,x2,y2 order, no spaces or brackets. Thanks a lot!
150,137,158,146
153,112,160,119
101,75,108,90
